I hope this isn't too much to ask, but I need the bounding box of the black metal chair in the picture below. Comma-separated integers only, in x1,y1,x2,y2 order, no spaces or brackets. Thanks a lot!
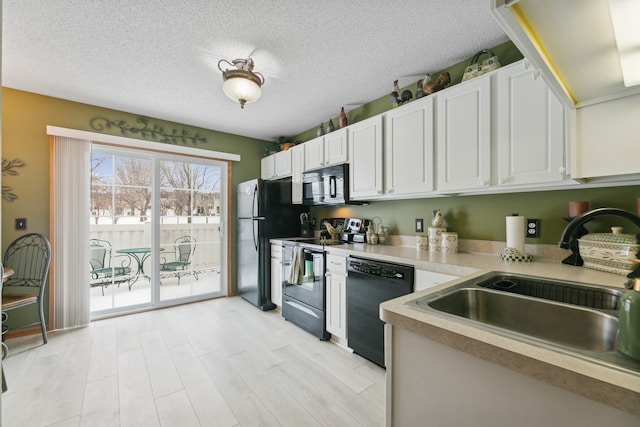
90,239,131,295
2,233,51,344
160,236,197,285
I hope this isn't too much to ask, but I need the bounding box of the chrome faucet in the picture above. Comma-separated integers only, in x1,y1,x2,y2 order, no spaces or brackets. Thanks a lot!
558,208,640,278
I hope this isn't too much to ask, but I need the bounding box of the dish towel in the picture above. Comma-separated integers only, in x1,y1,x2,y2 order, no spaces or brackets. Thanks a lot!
288,246,305,285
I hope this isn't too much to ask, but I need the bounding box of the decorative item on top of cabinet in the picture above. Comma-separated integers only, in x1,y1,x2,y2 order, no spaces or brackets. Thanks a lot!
390,80,413,107
326,118,335,133
416,77,426,99
422,72,451,95
339,107,348,128
317,122,325,137
462,49,501,82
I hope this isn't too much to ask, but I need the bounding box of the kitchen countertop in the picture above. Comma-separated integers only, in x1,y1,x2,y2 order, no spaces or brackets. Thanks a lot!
272,238,640,414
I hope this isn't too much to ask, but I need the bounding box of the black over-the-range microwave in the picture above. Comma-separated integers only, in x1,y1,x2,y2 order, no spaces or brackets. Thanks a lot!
302,164,364,206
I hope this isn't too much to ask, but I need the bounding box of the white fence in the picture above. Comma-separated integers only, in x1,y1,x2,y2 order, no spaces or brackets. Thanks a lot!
90,217,221,270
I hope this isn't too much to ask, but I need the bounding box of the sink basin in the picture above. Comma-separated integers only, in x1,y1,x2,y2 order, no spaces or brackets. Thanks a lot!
406,272,640,374
424,287,618,352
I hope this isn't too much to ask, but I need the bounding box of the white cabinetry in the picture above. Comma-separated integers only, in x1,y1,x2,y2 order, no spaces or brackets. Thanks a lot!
304,128,348,171
348,115,384,199
291,144,304,204
436,75,492,192
261,150,292,180
495,61,568,187
414,269,458,292
325,253,347,345
385,96,435,197
574,91,640,179
270,244,283,308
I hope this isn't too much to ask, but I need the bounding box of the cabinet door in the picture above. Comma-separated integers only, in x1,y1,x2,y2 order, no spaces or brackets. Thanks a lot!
436,76,491,192
261,155,275,180
273,150,292,178
496,62,566,186
291,145,304,204
348,115,384,199
304,136,325,171
324,128,348,166
325,272,347,339
414,269,458,292
385,97,435,196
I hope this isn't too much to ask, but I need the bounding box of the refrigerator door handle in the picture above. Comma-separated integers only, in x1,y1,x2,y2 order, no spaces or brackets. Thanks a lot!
252,183,259,218
252,218,259,251
218,221,224,239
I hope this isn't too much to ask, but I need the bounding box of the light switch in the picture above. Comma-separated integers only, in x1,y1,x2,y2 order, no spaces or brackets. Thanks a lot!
15,218,27,230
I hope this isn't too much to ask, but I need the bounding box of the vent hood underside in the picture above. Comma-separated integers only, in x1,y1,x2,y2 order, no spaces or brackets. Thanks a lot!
492,0,640,108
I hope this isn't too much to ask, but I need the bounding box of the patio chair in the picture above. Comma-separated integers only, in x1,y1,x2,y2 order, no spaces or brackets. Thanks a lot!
160,236,197,285
2,233,51,344
90,239,132,295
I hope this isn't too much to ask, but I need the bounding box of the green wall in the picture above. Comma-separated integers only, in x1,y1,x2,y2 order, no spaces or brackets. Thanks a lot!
1,87,266,330
310,186,640,244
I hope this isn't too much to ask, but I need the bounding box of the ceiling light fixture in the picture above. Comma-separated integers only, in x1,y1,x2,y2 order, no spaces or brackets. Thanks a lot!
608,0,640,87
217,58,265,109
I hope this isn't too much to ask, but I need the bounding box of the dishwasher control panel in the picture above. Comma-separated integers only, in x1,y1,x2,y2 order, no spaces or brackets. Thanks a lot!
348,259,408,279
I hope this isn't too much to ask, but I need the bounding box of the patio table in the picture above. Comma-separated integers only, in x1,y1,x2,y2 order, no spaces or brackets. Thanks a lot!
116,247,164,286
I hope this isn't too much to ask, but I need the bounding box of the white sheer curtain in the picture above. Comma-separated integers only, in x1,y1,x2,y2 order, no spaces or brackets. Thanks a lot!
52,136,91,329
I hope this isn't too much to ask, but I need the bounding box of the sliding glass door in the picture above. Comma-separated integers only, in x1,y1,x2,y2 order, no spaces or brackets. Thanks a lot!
158,158,225,302
90,147,227,317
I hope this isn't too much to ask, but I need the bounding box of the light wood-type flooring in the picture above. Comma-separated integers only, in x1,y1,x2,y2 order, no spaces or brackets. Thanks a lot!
2,296,385,426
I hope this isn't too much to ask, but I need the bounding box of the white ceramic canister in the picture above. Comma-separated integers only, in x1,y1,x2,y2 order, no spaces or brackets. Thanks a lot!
416,234,428,251
428,226,446,252
441,231,458,254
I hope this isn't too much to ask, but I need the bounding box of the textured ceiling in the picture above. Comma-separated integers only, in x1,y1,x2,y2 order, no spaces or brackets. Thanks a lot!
3,0,508,141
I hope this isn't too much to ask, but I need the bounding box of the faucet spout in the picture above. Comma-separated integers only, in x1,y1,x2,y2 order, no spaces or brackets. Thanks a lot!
558,208,640,268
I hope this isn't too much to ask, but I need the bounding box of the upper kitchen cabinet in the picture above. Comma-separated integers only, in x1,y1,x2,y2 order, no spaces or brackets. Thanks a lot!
348,115,384,199
573,92,640,180
495,61,570,187
385,96,435,197
290,144,304,204
261,149,292,180
436,75,491,193
304,128,348,172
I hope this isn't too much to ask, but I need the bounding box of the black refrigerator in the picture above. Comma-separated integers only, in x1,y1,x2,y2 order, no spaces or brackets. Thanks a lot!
236,178,309,310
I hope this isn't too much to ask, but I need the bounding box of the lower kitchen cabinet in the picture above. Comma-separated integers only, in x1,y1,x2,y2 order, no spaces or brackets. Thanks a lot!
414,269,458,292
270,243,283,308
325,253,348,345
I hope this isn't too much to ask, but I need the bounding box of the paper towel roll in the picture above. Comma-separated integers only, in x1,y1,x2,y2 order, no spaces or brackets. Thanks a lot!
506,215,525,255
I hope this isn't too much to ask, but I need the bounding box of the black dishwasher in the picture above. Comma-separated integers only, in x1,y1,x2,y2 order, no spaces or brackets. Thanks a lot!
347,257,414,367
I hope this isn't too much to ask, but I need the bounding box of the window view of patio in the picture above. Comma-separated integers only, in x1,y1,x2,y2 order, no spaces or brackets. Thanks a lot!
89,149,225,316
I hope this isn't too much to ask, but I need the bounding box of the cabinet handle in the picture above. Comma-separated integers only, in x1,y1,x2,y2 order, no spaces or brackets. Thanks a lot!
533,69,541,80
498,177,506,185
558,166,566,176
480,179,488,186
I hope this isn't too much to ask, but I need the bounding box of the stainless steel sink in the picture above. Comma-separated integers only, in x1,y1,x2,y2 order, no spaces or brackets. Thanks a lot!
424,287,618,352
407,272,640,374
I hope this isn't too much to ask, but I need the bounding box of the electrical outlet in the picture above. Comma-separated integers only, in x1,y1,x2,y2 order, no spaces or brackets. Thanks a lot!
15,218,27,230
526,218,540,238
415,218,424,233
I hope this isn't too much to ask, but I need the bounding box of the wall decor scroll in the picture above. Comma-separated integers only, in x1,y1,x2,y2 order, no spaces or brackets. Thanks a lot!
90,116,208,145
